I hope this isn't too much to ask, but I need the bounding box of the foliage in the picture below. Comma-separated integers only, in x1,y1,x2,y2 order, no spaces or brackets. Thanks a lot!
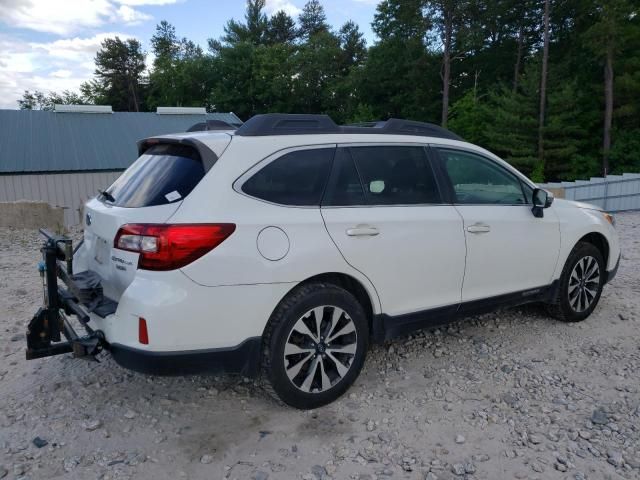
81,37,146,112
20,0,640,180
18,90,85,110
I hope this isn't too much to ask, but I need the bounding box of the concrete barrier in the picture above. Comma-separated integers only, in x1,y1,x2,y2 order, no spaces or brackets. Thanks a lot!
0,201,65,231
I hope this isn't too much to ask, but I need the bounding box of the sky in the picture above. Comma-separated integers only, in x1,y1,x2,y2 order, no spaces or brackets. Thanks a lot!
0,0,381,109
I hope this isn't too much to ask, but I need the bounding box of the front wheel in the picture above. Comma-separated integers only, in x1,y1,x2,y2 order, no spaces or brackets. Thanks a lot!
547,242,605,322
261,283,368,409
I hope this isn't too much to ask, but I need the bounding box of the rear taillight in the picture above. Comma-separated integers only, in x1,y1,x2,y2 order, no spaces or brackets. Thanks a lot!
114,223,236,271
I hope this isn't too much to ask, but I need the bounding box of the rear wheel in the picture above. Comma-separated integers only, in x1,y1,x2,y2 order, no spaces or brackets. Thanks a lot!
261,283,368,409
547,242,605,322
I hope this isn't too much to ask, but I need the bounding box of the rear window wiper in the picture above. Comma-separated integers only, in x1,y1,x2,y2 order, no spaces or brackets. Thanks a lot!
98,189,116,203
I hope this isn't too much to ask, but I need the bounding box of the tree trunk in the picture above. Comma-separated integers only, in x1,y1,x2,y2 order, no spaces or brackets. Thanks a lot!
603,44,613,176
513,27,524,93
537,0,550,178
441,12,452,128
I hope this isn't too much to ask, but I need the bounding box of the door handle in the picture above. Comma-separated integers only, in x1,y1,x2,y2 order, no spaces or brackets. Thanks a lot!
466,223,491,234
346,226,379,237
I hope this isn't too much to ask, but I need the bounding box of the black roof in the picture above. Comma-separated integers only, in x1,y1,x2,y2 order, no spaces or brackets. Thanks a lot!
234,113,463,141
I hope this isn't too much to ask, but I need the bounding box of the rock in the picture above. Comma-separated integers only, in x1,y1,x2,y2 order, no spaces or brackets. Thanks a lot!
530,462,544,473
455,434,465,444
607,450,623,467
12,464,26,476
501,393,518,407
425,473,438,480
555,462,568,472
63,456,80,472
591,408,608,425
578,430,591,440
124,410,137,419
252,471,269,480
311,465,326,479
378,432,392,444
82,419,102,431
451,463,466,476
528,434,542,445
464,462,476,474
32,436,48,448
0,466,7,479
472,454,490,462
10,334,22,342
200,454,214,464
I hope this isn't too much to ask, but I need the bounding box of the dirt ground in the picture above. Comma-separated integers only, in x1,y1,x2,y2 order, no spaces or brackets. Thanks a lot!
1,213,639,480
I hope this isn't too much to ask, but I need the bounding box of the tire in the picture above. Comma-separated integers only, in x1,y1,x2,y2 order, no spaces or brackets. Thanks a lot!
261,282,369,409
547,242,605,322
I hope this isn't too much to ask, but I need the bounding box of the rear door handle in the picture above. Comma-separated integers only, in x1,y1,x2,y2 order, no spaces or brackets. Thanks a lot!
466,223,491,234
346,226,379,237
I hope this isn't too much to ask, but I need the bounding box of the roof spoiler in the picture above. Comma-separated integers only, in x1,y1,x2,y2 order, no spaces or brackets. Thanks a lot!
186,119,240,132
136,137,219,172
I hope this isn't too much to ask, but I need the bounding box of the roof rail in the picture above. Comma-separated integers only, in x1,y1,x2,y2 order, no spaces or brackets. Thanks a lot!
186,119,239,132
234,113,463,141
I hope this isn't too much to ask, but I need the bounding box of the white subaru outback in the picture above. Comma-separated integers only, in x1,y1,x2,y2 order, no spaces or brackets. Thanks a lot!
27,114,620,409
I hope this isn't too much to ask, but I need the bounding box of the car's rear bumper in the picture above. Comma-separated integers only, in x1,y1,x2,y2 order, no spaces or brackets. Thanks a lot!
108,337,262,377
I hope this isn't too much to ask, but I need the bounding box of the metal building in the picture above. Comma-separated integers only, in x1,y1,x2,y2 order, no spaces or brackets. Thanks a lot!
0,107,242,226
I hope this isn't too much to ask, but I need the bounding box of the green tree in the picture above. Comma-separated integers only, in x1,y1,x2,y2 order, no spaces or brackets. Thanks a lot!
266,10,298,44
17,90,84,110
84,37,146,111
222,0,268,46
372,0,430,40
339,21,367,68
584,0,637,175
298,0,329,39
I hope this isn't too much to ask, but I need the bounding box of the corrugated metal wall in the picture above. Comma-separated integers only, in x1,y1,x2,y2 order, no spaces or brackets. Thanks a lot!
540,173,640,212
0,171,122,227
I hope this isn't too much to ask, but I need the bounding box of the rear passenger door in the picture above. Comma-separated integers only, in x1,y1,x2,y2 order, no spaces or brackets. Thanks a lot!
320,145,466,317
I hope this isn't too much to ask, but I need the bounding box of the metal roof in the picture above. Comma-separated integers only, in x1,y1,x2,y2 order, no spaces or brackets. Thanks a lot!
0,109,243,173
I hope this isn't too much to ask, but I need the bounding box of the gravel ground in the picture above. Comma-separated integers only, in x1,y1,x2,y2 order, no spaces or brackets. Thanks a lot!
1,213,639,480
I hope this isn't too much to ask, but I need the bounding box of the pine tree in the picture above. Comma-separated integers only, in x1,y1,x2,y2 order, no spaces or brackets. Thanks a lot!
298,0,329,39
266,10,298,44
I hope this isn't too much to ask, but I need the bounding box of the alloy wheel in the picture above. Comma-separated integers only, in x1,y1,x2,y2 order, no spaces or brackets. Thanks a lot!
568,255,600,313
284,305,358,393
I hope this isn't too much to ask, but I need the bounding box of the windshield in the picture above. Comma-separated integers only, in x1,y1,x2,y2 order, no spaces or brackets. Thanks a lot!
103,144,205,208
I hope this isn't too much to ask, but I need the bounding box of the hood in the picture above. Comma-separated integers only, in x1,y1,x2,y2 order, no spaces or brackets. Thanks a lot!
552,197,603,211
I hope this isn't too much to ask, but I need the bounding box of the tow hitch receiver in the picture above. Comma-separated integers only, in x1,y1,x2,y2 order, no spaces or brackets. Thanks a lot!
26,229,105,361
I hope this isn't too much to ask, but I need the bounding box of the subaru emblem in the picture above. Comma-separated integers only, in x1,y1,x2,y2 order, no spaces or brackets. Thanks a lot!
86,212,92,226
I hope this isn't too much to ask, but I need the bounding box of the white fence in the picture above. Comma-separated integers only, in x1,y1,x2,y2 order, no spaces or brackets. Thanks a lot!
540,173,640,212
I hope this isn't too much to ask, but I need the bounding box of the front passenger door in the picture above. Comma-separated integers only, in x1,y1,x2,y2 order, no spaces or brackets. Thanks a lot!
435,148,561,302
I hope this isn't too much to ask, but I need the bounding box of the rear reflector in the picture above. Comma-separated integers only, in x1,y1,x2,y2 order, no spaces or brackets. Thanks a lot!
139,317,149,345
114,223,236,271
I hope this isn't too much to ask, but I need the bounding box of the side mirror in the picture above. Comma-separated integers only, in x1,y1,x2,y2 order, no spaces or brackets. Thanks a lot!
532,188,553,218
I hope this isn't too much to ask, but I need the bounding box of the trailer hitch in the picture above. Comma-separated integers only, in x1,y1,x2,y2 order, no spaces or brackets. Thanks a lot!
26,229,106,361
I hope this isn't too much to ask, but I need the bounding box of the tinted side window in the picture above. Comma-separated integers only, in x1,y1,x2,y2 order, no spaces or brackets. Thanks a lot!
438,149,527,205
349,146,441,205
242,148,334,206
322,148,366,206
105,144,205,208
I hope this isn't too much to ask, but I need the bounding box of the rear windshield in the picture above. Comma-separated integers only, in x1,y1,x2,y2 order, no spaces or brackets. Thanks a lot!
102,144,205,208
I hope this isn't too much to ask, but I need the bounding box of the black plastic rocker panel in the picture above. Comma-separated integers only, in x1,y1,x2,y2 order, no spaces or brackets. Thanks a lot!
372,282,558,343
